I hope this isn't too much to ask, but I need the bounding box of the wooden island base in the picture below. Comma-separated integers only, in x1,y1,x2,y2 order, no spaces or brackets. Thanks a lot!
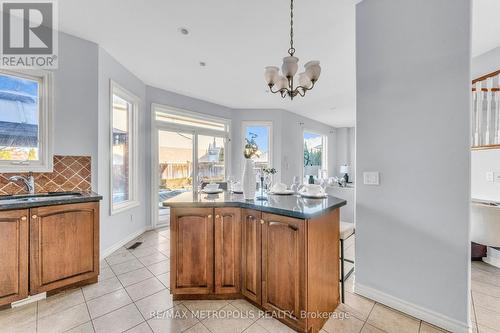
168,204,342,333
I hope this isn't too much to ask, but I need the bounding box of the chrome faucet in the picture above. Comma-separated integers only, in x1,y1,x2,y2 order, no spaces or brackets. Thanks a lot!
8,172,35,194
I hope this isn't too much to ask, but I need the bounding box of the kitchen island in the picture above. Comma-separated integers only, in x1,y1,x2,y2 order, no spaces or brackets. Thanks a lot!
163,191,346,333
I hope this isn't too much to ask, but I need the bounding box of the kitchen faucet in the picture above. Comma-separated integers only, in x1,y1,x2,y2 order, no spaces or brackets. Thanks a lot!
8,172,35,194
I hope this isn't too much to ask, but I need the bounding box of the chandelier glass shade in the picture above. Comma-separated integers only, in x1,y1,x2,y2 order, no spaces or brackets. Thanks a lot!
264,0,321,100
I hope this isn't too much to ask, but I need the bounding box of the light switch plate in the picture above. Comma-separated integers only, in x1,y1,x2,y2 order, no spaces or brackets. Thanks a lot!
486,172,494,182
363,171,380,185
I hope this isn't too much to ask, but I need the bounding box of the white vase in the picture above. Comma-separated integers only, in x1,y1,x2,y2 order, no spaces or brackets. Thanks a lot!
242,159,256,200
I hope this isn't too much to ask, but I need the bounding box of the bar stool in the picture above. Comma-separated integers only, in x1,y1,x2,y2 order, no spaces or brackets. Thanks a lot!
340,222,355,303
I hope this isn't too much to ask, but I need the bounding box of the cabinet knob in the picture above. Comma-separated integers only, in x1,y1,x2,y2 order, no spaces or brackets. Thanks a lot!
20,216,27,221
260,219,265,225
215,215,220,219
208,214,212,219
32,215,38,219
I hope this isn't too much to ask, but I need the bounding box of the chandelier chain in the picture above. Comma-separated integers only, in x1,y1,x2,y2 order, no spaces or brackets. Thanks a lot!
289,0,295,56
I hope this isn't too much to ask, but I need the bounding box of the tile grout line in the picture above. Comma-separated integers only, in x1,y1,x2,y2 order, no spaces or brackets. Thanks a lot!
471,293,480,333
81,287,97,333
109,266,151,333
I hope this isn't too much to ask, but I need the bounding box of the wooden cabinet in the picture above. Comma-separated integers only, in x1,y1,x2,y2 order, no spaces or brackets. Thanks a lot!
169,206,340,333
170,208,214,294
0,209,29,306
214,207,241,294
261,213,307,331
29,202,99,294
241,209,262,303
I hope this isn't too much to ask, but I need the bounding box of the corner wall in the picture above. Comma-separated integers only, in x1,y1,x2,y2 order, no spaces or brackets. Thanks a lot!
98,48,149,254
356,0,471,331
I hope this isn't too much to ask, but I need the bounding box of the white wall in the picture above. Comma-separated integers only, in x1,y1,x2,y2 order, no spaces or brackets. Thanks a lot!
53,33,99,188
98,48,149,254
471,46,500,202
471,44,500,260
335,127,355,182
356,0,471,332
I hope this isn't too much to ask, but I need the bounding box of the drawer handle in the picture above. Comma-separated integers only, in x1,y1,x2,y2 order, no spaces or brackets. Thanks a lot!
269,221,298,231
20,216,27,221
32,215,38,219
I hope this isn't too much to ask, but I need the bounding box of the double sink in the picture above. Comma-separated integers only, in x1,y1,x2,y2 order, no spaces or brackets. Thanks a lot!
0,192,83,205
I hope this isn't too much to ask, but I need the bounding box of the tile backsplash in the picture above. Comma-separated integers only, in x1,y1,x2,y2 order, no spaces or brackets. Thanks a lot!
0,155,92,195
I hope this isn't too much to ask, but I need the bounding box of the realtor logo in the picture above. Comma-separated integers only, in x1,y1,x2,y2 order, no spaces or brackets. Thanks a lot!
0,0,58,68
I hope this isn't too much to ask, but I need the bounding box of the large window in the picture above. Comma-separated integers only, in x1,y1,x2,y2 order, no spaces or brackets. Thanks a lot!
242,122,272,169
154,104,230,187
111,81,139,214
303,131,327,181
0,69,53,172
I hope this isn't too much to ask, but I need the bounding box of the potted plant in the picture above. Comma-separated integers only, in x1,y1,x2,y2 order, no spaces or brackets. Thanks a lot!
242,135,261,200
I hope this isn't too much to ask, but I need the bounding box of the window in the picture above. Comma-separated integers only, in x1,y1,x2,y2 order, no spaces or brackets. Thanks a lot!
153,104,230,188
111,81,139,214
242,122,272,169
303,131,327,181
0,69,53,172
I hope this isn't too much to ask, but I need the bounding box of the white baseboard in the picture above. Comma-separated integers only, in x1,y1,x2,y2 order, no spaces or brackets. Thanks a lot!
354,283,471,333
11,292,46,307
100,226,150,260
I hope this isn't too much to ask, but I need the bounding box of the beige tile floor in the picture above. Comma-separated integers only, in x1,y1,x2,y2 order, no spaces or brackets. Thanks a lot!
1,228,499,333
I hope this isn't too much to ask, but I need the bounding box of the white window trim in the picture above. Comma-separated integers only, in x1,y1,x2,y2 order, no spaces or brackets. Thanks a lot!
110,80,140,215
241,121,273,168
0,68,53,172
150,103,231,228
301,129,328,181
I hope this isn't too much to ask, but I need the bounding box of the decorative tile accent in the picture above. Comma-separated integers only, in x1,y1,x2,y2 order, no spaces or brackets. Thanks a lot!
0,155,91,195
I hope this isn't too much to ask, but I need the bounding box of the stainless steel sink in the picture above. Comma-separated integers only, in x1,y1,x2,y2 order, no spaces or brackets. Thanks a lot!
0,192,83,204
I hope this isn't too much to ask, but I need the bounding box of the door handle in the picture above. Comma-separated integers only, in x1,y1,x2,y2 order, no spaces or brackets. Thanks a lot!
269,221,298,231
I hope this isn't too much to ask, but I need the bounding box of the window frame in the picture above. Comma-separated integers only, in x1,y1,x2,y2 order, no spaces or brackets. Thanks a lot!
110,80,140,215
0,68,53,172
150,103,231,227
302,129,328,181
241,121,273,169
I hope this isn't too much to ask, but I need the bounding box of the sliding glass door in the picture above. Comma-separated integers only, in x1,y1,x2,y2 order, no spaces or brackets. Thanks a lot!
197,134,226,183
152,106,230,228
157,130,193,226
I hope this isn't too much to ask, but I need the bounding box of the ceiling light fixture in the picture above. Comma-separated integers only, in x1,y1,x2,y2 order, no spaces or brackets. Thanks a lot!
264,0,321,100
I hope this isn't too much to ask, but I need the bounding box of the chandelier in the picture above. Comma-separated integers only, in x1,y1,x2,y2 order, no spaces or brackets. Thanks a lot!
264,0,321,100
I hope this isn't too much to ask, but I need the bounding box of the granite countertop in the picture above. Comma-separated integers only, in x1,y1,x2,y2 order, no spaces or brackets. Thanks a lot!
0,191,103,211
163,191,346,219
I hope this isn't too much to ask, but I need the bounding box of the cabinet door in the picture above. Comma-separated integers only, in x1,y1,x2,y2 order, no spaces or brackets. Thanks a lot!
0,209,29,306
241,209,261,303
262,213,306,331
171,208,214,294
214,207,241,294
30,202,99,294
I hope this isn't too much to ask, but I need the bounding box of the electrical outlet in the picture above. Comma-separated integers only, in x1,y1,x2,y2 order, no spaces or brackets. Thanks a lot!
363,171,380,185
486,172,494,182
494,173,500,183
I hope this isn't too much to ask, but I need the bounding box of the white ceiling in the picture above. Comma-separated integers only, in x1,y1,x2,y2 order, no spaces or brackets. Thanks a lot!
58,0,500,128
472,0,500,58
58,0,358,127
